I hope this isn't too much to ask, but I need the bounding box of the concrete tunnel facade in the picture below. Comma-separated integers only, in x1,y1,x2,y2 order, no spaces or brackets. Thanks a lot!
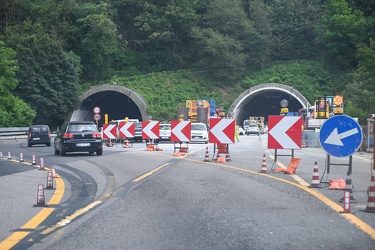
67,83,312,127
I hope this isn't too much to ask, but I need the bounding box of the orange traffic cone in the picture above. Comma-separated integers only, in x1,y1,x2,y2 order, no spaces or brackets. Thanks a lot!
36,184,45,206
340,189,351,213
339,171,356,203
225,152,231,162
363,175,375,213
204,147,210,162
46,172,53,189
309,161,322,188
260,154,267,173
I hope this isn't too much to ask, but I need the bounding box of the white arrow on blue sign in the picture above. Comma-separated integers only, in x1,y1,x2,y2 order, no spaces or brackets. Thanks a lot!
319,115,362,157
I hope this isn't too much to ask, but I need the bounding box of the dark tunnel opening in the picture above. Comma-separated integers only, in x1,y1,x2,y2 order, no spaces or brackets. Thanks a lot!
237,90,303,126
78,91,143,127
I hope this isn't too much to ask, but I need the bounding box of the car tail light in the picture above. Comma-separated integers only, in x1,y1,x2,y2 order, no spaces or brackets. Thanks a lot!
92,133,101,139
63,133,74,139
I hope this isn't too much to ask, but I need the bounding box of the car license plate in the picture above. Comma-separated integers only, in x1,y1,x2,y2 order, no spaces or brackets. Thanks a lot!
77,143,90,147
192,136,200,139
33,138,40,140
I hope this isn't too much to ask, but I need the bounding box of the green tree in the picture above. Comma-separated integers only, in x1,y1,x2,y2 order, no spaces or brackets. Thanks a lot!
4,21,80,126
316,0,366,69
0,41,36,126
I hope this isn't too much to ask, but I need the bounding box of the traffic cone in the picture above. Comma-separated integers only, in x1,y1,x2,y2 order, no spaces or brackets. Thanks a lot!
36,184,45,206
39,158,45,170
225,152,231,162
46,172,53,189
309,161,322,188
363,175,375,213
51,168,58,178
19,153,24,162
0,152,3,158
8,152,11,160
340,189,351,213
32,155,36,165
123,139,131,148
203,147,210,162
339,170,356,203
260,154,267,173
258,133,262,141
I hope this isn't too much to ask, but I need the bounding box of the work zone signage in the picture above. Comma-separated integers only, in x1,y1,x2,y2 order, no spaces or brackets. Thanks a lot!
118,122,135,138
268,116,302,149
209,118,235,144
171,120,191,142
142,121,160,140
102,124,117,140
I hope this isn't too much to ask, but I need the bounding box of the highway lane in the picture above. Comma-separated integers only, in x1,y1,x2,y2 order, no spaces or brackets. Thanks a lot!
1,134,375,249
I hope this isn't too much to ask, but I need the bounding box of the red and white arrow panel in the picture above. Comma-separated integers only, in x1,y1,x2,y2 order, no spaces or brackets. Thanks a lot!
209,118,235,144
268,116,302,149
118,122,135,139
142,121,160,140
171,120,191,142
102,124,117,140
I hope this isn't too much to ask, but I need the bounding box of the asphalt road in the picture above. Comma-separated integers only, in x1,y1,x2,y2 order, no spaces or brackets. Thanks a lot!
0,134,374,249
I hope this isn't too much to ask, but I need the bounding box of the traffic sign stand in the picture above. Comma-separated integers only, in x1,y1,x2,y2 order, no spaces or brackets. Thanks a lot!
270,149,295,172
213,143,228,161
173,142,189,155
321,154,352,185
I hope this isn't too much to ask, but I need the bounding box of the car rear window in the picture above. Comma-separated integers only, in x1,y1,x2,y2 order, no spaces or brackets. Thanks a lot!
192,124,207,130
31,127,49,134
68,124,97,132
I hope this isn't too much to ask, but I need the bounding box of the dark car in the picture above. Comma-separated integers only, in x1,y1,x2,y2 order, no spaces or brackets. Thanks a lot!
54,121,103,156
28,125,51,147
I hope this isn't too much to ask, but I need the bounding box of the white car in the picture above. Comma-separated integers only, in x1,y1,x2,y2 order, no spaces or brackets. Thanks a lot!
191,123,209,143
158,123,171,142
245,124,260,135
238,127,245,135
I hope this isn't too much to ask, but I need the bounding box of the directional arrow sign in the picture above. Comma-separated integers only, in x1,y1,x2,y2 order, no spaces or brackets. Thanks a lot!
319,115,362,157
171,120,191,142
119,121,135,138
142,121,159,140
268,116,302,149
102,124,117,140
209,118,235,144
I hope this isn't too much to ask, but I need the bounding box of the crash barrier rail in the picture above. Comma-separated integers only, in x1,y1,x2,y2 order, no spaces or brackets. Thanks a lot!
0,127,29,136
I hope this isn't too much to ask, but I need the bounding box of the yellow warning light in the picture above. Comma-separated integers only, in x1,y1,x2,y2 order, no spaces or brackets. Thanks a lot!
333,95,343,106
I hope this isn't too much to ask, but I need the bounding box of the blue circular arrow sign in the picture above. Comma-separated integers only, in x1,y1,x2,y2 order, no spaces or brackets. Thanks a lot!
319,115,362,157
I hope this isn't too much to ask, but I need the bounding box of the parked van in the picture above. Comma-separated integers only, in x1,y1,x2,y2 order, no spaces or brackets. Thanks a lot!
28,125,51,147
191,123,209,143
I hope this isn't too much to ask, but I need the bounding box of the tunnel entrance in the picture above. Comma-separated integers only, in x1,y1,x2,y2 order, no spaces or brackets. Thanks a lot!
230,83,311,126
67,84,148,127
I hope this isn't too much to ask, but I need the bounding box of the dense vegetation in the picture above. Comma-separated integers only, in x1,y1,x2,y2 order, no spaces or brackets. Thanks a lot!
0,0,374,127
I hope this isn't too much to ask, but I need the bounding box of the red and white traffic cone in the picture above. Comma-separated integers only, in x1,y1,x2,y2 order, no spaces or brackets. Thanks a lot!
51,168,57,178
339,171,356,203
39,158,45,170
363,175,375,213
0,152,3,158
260,154,267,173
340,189,351,213
32,155,36,165
46,172,53,189
203,147,210,162
19,153,24,162
36,184,45,206
8,152,11,160
309,161,322,188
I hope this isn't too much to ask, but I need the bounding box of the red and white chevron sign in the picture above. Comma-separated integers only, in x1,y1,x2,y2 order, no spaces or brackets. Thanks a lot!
209,118,235,144
268,116,302,149
142,121,160,140
118,122,135,138
102,124,117,140
171,120,191,142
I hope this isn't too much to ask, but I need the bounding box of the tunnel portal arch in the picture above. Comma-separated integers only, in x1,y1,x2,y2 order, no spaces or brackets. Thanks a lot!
67,84,148,127
230,83,311,126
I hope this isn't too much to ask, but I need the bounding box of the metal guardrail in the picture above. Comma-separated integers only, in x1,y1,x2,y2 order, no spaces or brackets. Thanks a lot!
0,127,29,137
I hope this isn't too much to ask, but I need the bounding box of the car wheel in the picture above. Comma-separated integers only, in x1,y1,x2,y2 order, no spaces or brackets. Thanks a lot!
96,149,103,156
60,144,66,156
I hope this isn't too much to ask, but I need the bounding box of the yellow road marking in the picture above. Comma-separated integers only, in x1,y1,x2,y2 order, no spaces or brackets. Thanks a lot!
0,165,65,249
132,163,169,183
